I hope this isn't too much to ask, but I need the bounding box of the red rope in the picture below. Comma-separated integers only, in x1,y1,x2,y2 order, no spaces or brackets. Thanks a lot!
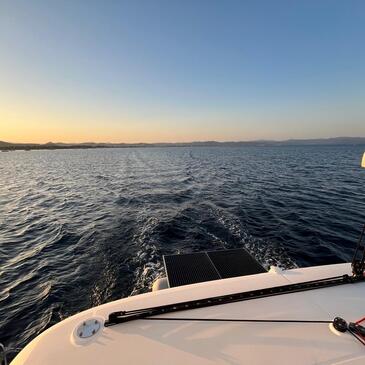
355,316,365,325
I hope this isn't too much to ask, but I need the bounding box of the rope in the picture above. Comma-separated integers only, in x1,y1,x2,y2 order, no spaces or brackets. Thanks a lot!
355,315,365,325
142,317,332,324
105,274,355,326
348,329,365,346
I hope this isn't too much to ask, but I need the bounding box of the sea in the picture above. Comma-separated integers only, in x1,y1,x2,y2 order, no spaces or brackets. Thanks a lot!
1,144,365,357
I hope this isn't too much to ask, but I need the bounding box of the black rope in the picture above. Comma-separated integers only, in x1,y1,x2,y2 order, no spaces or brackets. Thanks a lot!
352,224,365,277
348,329,365,346
142,317,332,324
144,317,365,348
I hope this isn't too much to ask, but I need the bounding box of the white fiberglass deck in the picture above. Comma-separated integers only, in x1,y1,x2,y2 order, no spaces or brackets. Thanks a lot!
12,263,365,365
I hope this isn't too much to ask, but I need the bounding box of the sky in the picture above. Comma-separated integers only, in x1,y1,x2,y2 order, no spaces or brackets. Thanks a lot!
1,0,365,143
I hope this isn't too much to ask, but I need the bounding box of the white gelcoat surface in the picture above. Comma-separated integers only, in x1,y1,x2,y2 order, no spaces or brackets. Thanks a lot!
12,263,365,365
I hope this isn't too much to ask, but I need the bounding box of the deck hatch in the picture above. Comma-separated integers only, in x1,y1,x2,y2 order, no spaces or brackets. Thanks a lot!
164,248,266,288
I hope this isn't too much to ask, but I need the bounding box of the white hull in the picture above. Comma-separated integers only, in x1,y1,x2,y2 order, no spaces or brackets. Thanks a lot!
11,263,365,364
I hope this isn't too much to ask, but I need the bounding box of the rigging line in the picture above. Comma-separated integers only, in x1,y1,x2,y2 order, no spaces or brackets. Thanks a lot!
106,274,350,325
355,315,365,325
348,329,365,346
142,317,332,324
142,317,365,348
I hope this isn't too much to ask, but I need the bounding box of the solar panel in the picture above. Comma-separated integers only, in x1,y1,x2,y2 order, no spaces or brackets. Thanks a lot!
164,248,266,288
163,252,220,288
207,249,266,278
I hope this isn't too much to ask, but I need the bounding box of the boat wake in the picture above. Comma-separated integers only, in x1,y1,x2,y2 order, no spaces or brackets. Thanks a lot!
129,205,297,295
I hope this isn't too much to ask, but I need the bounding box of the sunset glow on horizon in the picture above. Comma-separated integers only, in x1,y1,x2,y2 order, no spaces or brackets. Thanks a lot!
1,0,365,143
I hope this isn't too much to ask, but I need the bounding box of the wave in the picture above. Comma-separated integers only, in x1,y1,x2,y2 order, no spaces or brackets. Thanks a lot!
1,144,364,359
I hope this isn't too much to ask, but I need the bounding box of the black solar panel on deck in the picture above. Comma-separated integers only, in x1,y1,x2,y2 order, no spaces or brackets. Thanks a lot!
164,248,267,288
207,249,266,279
163,252,220,288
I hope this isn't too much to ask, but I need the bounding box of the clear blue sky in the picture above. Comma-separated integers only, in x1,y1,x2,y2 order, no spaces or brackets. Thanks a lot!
1,0,365,142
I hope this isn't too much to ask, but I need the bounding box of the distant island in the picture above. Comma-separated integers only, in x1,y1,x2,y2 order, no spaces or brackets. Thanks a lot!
1,137,365,151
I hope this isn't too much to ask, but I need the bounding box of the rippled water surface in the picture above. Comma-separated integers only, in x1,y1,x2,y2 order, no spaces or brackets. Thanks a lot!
1,145,365,355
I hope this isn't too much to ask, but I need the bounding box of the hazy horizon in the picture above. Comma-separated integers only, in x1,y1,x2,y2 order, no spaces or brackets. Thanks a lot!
4,133,365,145
1,1,365,143
2,135,365,146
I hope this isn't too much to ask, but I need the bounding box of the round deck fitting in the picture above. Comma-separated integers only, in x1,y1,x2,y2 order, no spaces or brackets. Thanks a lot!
76,319,101,339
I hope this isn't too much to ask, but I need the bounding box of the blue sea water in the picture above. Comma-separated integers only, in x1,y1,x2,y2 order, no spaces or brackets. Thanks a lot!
1,145,365,356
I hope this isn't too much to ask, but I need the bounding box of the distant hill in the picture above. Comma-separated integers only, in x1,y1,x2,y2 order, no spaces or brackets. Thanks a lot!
0,141,14,147
277,137,365,145
1,137,365,151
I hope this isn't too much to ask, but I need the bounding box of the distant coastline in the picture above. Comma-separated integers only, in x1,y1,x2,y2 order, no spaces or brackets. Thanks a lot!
1,137,365,151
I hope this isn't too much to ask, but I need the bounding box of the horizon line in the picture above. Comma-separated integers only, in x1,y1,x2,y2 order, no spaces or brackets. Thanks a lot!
2,136,365,146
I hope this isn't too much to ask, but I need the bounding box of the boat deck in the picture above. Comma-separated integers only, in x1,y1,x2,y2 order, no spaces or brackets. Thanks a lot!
12,263,365,365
